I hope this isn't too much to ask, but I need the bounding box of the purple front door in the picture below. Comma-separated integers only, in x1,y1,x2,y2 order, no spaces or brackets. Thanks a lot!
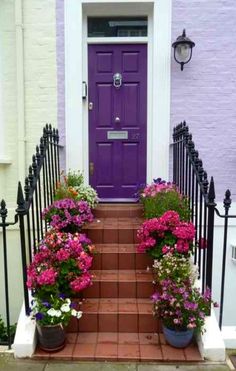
88,44,147,200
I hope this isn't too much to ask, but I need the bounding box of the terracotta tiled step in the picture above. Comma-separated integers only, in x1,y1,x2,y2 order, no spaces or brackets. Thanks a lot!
71,298,160,333
83,269,154,299
92,244,153,270
83,217,143,244
34,331,203,362
93,203,143,218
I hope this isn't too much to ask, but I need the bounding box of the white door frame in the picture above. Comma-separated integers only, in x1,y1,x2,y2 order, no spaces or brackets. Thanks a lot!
65,0,172,184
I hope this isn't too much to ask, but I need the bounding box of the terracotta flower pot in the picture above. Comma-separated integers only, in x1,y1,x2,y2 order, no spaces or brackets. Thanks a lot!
163,325,194,348
36,323,66,352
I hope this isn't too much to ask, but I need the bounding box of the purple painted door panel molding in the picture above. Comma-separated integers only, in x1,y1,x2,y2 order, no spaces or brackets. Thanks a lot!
88,44,147,200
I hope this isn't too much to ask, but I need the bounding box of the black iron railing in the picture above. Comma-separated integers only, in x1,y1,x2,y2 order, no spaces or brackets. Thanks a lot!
173,121,236,328
0,124,60,348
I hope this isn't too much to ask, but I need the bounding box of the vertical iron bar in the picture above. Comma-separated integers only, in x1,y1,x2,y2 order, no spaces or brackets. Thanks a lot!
0,200,12,349
219,190,231,329
16,182,30,316
206,177,216,295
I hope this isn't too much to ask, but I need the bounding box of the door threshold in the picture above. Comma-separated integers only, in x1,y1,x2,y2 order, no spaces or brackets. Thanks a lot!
98,198,138,203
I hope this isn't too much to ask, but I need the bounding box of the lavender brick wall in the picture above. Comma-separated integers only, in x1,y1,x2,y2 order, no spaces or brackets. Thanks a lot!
56,0,66,170
171,0,236,200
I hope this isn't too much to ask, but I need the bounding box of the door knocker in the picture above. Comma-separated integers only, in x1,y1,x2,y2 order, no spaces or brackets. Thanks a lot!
113,73,122,89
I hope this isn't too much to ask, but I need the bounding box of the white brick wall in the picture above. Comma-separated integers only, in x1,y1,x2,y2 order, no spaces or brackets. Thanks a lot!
0,0,18,204
23,0,57,166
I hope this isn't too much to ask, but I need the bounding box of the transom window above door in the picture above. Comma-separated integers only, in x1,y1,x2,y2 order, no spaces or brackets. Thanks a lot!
87,17,148,37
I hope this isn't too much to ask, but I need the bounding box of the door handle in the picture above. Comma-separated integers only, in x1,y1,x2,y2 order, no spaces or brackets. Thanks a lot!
89,162,94,176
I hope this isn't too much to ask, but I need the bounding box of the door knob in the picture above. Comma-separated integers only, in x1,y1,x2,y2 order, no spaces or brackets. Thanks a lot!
115,117,120,123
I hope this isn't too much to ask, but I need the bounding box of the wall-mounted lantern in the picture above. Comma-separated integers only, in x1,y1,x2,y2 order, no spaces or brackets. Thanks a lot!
172,29,195,71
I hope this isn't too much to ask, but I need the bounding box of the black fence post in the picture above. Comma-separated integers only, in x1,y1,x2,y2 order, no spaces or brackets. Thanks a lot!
16,182,30,316
0,200,11,349
219,189,231,329
206,177,216,293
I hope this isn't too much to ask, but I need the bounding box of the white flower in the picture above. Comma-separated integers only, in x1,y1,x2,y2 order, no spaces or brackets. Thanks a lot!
61,304,70,313
71,309,83,319
47,308,62,317
65,298,71,305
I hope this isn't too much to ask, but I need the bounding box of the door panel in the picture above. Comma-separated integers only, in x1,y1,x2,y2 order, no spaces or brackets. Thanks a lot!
88,44,147,200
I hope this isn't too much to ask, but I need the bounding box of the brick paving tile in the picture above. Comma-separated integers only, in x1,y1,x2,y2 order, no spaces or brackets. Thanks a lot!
139,344,163,361
161,344,186,361
73,343,96,360
117,344,140,361
49,343,75,360
95,343,118,360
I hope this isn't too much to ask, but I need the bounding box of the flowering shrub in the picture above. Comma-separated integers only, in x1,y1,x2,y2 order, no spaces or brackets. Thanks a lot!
137,210,195,259
139,178,190,221
55,170,98,209
42,198,94,233
151,280,217,333
31,294,82,326
27,231,94,298
153,253,198,286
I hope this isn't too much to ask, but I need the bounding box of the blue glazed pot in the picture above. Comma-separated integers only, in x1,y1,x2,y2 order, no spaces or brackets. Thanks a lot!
163,325,194,348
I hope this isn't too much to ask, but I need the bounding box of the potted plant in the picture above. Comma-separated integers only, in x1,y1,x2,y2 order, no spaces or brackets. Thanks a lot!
42,198,94,233
152,280,216,348
137,210,195,259
31,294,82,351
138,178,190,220
152,253,217,348
54,170,98,209
27,230,94,298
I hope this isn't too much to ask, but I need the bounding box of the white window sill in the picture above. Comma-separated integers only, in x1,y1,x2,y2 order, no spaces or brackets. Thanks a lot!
0,158,12,165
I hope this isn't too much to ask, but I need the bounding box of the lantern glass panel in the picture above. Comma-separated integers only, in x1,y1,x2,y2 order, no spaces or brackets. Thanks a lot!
176,43,191,62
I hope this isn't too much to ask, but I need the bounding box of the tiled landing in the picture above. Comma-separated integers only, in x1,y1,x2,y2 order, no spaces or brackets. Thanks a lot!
34,331,202,362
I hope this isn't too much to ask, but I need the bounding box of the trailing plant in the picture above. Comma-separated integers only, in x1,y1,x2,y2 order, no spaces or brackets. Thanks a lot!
139,178,190,221
137,210,195,259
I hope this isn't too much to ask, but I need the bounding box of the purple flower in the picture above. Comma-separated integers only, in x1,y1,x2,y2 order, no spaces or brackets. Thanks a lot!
42,301,51,308
35,312,44,321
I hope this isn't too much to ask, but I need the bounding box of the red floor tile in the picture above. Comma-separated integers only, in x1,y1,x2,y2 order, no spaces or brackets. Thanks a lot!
139,332,159,345
118,332,139,344
95,343,118,361
140,344,163,361
161,344,186,361
33,346,50,359
49,343,74,360
77,332,97,344
184,343,203,361
66,332,78,344
118,344,140,361
73,343,96,360
97,332,118,344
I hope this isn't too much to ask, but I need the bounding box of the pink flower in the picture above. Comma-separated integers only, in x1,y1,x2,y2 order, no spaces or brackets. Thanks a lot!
56,248,70,261
70,272,92,292
37,268,57,286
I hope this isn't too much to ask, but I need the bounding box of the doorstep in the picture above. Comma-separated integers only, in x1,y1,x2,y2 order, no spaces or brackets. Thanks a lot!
33,331,203,362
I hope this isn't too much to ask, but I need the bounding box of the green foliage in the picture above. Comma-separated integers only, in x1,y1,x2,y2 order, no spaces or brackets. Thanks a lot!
0,315,16,344
141,190,190,221
66,170,84,187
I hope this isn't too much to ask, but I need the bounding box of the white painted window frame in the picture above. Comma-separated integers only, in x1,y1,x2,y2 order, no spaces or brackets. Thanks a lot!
65,0,171,184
